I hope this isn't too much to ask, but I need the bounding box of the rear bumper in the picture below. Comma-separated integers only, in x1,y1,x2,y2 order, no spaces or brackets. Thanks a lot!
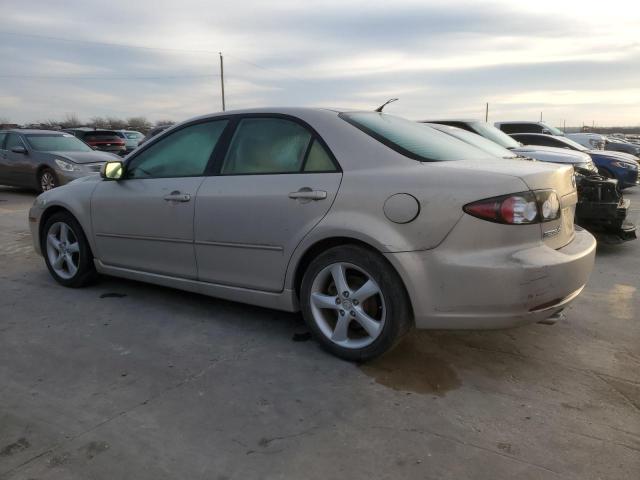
385,226,596,329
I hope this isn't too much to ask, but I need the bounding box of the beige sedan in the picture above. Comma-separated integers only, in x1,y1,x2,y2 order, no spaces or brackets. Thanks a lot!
29,108,596,361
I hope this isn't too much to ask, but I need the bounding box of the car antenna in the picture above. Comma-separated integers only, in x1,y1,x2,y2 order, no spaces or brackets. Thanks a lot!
375,98,398,112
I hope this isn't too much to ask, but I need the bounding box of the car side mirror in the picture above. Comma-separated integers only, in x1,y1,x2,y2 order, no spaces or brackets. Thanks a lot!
91,146,99,150
101,161,124,180
541,128,551,135
11,146,26,154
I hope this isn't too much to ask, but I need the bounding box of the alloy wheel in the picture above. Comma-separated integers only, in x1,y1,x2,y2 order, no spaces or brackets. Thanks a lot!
309,262,386,349
45,222,80,279
40,171,56,191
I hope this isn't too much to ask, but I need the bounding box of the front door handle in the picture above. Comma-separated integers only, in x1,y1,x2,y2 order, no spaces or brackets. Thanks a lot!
288,189,327,201
164,191,191,202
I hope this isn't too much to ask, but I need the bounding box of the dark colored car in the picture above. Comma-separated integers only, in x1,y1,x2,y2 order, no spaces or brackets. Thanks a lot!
510,133,639,190
0,130,119,192
64,128,126,155
604,137,640,157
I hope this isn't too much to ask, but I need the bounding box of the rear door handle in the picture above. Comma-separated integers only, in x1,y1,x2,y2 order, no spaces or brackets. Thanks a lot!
164,191,191,202
288,189,327,201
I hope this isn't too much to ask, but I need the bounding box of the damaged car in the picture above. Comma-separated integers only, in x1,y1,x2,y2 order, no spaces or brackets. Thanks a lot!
424,120,636,243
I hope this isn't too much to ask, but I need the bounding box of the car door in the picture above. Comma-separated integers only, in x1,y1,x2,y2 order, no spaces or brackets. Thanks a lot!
91,119,229,279
194,115,342,292
3,133,33,187
0,133,9,185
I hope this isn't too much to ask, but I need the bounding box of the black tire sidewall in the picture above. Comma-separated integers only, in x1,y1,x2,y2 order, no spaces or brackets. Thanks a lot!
300,245,412,362
41,212,95,287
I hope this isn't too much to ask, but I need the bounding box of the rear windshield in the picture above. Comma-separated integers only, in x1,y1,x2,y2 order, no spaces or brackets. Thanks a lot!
84,131,119,141
125,132,141,139
26,134,93,152
340,112,490,162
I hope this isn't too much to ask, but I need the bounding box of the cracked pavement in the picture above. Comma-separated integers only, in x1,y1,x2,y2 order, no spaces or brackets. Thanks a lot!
0,186,638,479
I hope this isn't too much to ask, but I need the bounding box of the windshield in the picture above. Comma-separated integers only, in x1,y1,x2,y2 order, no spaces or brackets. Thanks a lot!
125,132,141,139
544,124,565,136
340,112,491,162
560,137,589,151
471,122,521,149
427,124,517,158
26,134,93,152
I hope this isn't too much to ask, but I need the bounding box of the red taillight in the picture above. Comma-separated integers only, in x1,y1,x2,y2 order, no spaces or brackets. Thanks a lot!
464,190,560,225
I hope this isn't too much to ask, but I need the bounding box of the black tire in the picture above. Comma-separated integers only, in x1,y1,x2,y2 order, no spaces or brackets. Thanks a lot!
300,245,413,362
37,168,58,193
41,211,97,288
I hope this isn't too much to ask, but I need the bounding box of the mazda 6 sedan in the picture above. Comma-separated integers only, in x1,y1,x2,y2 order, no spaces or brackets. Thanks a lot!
29,108,596,361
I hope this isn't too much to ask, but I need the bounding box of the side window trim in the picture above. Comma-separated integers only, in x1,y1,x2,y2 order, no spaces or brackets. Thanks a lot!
123,118,233,180
209,113,341,176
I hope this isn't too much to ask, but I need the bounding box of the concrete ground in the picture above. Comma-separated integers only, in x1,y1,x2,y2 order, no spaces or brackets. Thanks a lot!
0,185,638,480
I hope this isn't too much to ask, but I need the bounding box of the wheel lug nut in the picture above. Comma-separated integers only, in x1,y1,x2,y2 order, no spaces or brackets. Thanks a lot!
343,291,349,298
350,310,356,317
339,310,345,316
335,298,341,304
353,300,359,306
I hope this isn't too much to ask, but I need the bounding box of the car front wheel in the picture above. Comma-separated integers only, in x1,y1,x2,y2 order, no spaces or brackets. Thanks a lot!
42,212,96,287
38,168,58,192
300,245,412,361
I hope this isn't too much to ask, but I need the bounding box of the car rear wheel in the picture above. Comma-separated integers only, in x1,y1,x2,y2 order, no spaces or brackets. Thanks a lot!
300,245,412,361
42,212,96,287
38,168,58,192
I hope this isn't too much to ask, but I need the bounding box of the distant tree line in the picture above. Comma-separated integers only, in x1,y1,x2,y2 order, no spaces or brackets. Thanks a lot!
2,114,176,135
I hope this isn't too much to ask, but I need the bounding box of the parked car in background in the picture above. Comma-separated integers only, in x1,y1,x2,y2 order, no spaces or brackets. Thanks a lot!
565,133,607,150
510,133,639,189
138,125,171,146
426,123,635,242
602,136,640,157
0,130,118,192
29,108,596,361
424,119,598,175
117,130,144,153
64,128,126,155
494,121,565,135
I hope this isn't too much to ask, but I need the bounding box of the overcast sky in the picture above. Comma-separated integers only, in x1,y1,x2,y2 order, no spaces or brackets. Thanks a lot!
1,0,639,126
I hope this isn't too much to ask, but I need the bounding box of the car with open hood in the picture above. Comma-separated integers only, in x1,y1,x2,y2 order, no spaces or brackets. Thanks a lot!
28,108,596,361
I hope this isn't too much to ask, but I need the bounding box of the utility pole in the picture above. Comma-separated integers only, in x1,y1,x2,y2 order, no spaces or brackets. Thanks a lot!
219,52,226,112
563,120,566,133
485,102,488,122
540,112,543,122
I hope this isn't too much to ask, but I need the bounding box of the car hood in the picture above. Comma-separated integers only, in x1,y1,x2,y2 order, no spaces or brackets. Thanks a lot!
47,151,119,164
589,150,638,164
512,145,591,164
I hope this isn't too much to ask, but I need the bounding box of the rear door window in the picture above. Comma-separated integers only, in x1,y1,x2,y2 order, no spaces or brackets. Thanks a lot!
221,117,337,174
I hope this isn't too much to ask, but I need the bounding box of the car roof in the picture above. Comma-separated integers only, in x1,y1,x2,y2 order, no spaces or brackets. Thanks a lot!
0,129,67,135
420,119,479,124
494,121,546,124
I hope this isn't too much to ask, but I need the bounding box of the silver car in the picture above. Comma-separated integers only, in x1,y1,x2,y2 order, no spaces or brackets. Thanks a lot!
28,108,596,360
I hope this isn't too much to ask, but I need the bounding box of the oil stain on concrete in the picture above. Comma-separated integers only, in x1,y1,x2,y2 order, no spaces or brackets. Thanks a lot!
360,332,461,395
